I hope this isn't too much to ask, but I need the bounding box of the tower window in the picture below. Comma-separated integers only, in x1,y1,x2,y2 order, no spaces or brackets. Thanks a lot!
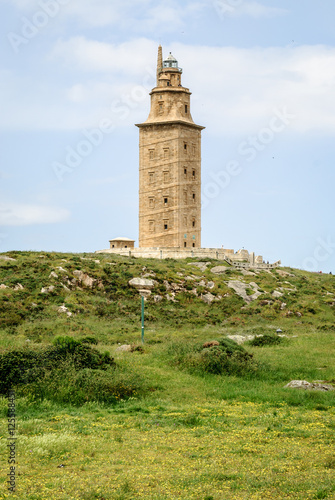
149,220,155,232
192,218,196,228
164,197,168,206
149,197,155,208
149,172,154,183
167,81,170,86
192,169,196,179
164,148,169,159
184,242,187,248
184,216,187,226
192,193,196,203
149,149,155,160
184,143,187,152
163,171,169,183
192,243,195,248
184,168,187,177
183,191,188,204
185,105,188,113
164,220,169,230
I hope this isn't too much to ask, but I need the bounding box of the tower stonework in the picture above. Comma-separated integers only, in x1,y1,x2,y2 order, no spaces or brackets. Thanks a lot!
136,46,205,248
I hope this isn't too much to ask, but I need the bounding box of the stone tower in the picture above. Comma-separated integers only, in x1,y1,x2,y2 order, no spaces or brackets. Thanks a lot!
136,46,205,248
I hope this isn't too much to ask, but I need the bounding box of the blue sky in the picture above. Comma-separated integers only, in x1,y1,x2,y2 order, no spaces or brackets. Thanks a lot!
1,0,335,272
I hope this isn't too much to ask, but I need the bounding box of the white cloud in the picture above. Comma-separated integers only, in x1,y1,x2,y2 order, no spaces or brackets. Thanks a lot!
2,40,335,136
212,1,288,19
0,203,70,226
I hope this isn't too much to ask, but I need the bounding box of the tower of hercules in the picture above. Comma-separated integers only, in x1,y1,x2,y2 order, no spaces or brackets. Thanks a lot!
136,46,205,248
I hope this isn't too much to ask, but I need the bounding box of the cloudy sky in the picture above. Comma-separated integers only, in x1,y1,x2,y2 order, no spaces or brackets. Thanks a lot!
1,0,335,272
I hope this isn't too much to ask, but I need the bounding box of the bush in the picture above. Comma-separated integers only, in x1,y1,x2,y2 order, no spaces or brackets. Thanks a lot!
249,334,285,347
164,338,257,376
0,340,115,395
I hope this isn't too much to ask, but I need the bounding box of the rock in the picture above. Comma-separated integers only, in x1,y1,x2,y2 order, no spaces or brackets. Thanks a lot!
211,266,228,275
58,304,72,317
0,256,16,262
116,345,132,352
166,293,177,302
198,280,206,287
73,270,96,288
201,292,215,304
154,295,163,303
13,283,24,291
227,280,262,303
62,285,71,293
41,286,55,294
280,303,287,310
185,276,195,281
0,284,8,289
296,312,302,317
207,281,215,290
129,277,155,290
227,335,256,345
187,262,209,272
203,341,220,348
57,267,67,273
49,272,58,279
272,290,284,298
284,380,334,392
277,269,295,278
142,272,156,278
276,328,283,333
191,288,198,296
241,270,256,276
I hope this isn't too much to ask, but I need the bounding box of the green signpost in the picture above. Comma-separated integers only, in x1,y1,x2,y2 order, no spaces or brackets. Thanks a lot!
141,295,145,344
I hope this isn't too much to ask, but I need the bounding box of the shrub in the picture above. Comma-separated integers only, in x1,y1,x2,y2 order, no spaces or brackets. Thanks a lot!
80,336,99,345
164,338,257,376
0,341,115,395
249,334,285,347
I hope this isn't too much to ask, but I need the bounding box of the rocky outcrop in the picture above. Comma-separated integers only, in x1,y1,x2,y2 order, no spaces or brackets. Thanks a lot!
201,292,216,304
129,278,156,290
73,270,96,288
227,280,262,303
41,286,55,294
284,380,334,391
211,266,228,275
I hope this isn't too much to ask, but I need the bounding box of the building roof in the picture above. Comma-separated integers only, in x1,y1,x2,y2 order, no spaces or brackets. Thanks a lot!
109,237,135,242
164,52,177,62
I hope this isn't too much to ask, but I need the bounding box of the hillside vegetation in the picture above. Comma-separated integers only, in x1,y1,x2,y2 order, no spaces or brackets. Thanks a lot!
0,251,334,500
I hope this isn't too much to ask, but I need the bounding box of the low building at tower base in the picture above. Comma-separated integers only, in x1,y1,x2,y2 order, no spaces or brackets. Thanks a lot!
96,246,281,270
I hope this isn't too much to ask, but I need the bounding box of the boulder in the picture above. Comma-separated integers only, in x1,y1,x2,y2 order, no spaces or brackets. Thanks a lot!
211,266,228,275
49,271,58,279
116,345,132,353
154,295,163,303
41,286,55,294
272,290,284,298
129,277,155,290
58,304,72,317
201,292,215,304
73,270,96,288
187,262,209,272
13,283,24,291
284,380,334,391
227,280,262,303
207,281,215,290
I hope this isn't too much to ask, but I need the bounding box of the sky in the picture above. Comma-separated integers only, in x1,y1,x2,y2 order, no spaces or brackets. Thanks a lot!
1,0,335,272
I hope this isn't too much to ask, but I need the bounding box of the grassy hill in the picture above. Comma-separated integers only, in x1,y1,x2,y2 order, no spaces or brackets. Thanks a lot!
0,251,334,499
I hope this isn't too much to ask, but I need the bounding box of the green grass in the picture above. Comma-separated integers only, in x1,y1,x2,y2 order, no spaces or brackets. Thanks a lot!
0,252,334,499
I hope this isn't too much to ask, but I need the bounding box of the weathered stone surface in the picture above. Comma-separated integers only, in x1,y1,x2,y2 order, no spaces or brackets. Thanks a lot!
280,302,287,310
272,290,284,298
129,277,155,290
211,266,228,275
154,295,163,303
49,272,58,279
188,262,209,272
277,269,295,278
138,289,152,298
73,270,96,288
41,286,55,294
0,284,8,289
58,304,72,317
198,280,206,287
284,380,334,391
227,335,256,344
201,292,215,304
0,256,16,262
13,283,24,291
203,340,220,348
116,345,132,352
207,281,215,290
227,280,262,303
